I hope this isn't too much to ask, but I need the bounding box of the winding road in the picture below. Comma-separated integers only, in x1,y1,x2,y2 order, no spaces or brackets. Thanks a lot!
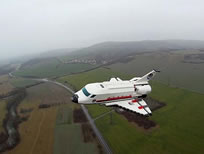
34,78,112,154
9,69,112,154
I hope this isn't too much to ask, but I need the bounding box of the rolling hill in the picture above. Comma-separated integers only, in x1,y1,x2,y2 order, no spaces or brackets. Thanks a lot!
63,40,204,64
14,40,204,93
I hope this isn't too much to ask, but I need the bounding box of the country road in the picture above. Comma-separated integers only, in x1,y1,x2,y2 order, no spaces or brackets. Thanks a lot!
9,71,112,154
34,78,112,154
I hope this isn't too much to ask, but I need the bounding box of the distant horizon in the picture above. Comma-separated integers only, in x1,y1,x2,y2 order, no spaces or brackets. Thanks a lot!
1,0,204,61
1,39,204,62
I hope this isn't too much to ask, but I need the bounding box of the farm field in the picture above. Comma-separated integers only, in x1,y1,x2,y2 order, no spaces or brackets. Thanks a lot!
13,58,95,78
85,104,112,118
8,82,101,154
58,67,204,154
95,82,204,154
7,83,71,154
0,100,7,133
57,67,132,90
109,51,204,93
8,104,58,154
0,75,14,95
54,106,99,154
10,77,40,88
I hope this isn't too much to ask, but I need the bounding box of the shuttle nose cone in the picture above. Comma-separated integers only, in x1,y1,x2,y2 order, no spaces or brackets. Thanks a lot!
71,94,78,103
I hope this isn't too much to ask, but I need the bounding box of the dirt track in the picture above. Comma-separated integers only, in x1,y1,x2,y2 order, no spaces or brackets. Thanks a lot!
29,111,45,154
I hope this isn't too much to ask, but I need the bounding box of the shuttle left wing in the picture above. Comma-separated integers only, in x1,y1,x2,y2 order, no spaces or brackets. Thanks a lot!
105,99,152,115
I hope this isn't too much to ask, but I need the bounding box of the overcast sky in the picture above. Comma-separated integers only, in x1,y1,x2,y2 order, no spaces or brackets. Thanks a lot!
0,0,204,60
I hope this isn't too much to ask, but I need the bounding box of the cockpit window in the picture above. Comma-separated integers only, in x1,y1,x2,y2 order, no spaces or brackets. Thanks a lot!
82,87,91,97
91,95,96,98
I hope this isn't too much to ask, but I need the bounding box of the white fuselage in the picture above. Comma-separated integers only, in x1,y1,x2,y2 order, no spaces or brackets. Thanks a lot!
72,79,152,104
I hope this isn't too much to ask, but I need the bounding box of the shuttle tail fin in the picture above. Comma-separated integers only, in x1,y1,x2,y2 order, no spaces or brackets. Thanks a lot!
132,69,160,84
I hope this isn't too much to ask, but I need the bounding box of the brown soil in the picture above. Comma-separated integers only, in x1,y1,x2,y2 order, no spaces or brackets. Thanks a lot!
81,123,103,154
81,123,95,142
38,101,67,109
0,132,8,143
73,108,87,123
120,111,156,129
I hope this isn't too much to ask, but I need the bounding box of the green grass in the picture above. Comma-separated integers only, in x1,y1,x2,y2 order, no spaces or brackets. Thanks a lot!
0,100,7,133
59,67,204,154
10,78,40,88
54,106,98,154
85,104,112,118
56,107,73,125
95,82,204,154
13,58,95,78
57,67,131,90
54,124,97,154
110,51,204,94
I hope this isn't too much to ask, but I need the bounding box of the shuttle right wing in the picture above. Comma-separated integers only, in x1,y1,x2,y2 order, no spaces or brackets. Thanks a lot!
105,99,152,115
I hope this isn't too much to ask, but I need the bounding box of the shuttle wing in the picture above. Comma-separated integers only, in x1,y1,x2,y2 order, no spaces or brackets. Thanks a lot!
105,99,152,115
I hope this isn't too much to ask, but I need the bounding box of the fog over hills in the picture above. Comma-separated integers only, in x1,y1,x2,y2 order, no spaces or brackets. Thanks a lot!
1,0,204,62
5,40,204,63
59,40,204,63
81,40,204,53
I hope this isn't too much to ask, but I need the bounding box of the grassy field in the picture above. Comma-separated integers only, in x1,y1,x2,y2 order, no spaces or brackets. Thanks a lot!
7,83,71,154
10,77,40,88
8,82,101,154
57,67,131,90
56,107,73,125
54,105,99,154
109,51,204,94
85,104,112,118
0,75,14,95
8,104,58,154
0,100,7,133
59,68,204,154
95,82,204,154
13,58,95,78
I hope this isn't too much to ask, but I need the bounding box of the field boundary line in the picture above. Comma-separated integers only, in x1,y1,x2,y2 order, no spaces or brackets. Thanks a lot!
45,80,112,154
29,110,45,154
94,109,115,121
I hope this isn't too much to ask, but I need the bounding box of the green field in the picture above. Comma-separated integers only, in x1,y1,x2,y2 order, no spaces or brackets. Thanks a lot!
110,51,204,94
54,106,99,154
0,100,7,132
57,67,132,90
95,82,204,154
0,75,14,95
56,107,73,125
13,58,95,78
8,83,72,154
10,77,40,88
9,82,100,154
54,124,97,154
85,104,112,118
59,68,204,154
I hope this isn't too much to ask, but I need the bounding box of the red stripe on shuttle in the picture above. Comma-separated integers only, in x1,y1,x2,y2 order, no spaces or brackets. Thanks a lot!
138,106,144,109
96,95,132,102
132,99,138,103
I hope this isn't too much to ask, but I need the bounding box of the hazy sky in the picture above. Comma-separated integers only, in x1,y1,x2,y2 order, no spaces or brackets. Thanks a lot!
0,0,204,60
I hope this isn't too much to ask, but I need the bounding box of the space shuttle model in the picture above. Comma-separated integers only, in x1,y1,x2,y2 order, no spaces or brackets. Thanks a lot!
72,70,159,116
